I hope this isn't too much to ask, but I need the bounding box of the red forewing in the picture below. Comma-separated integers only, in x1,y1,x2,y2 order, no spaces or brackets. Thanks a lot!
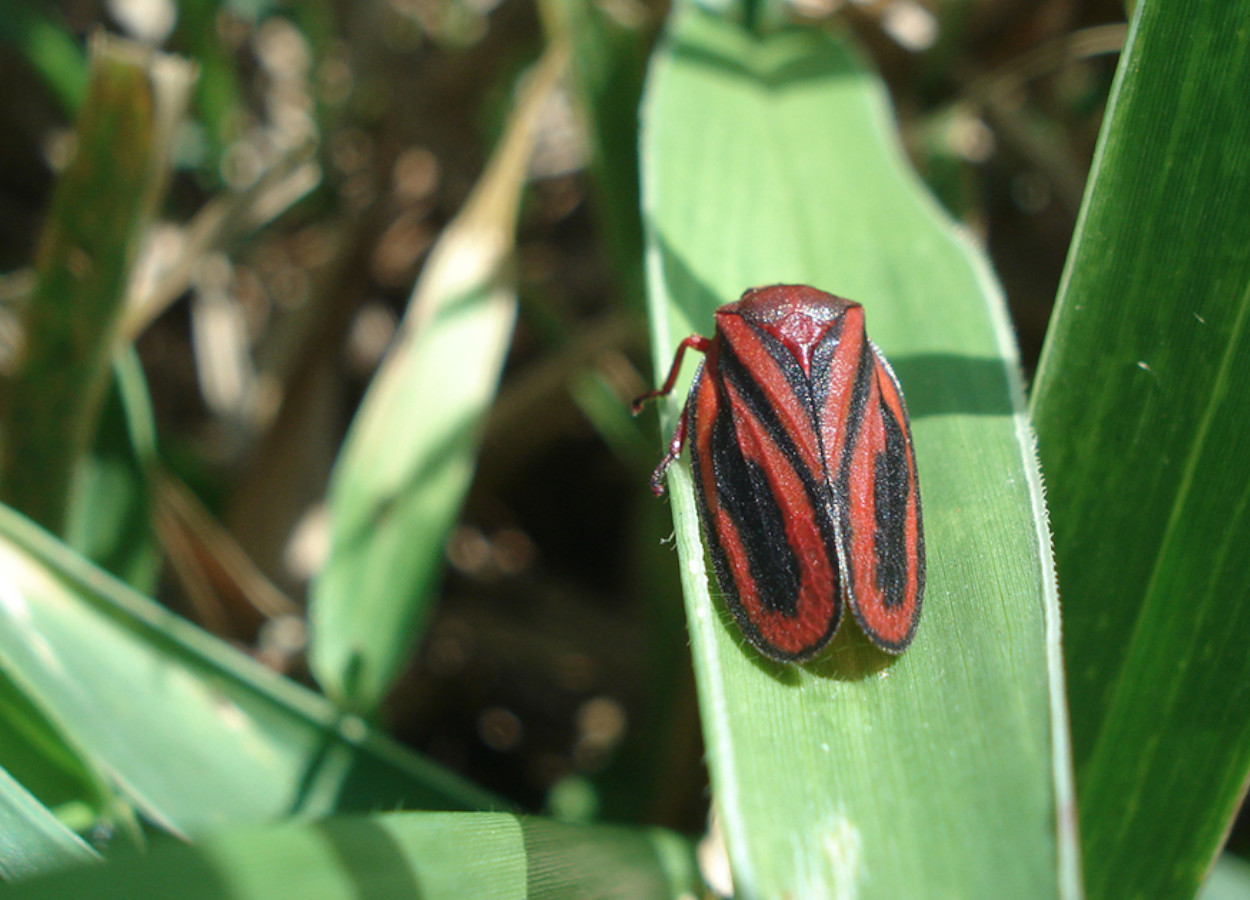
812,316,925,653
638,284,924,661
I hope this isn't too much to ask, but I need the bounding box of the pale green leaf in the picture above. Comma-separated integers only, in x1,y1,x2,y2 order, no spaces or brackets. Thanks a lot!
641,10,1076,898
1,812,698,900
308,46,568,711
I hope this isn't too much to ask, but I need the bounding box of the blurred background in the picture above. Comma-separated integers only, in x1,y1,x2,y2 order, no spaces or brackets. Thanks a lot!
0,0,1126,834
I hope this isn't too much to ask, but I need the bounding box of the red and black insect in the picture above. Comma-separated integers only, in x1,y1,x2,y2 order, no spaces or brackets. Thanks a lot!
633,284,924,661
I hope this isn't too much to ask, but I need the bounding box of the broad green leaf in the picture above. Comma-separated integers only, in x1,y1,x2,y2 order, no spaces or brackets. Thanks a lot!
0,764,99,883
1029,2,1250,898
1,812,698,900
0,503,502,838
641,10,1076,898
309,45,568,711
0,35,192,535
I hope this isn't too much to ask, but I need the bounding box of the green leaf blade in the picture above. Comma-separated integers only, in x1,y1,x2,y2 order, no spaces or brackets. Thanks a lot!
0,504,502,841
0,763,100,882
65,352,161,593
308,47,567,711
642,11,1076,898
1,813,698,900
1030,1,1250,897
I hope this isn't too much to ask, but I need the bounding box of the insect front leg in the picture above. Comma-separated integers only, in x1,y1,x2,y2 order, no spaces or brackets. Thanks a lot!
632,334,712,496
630,335,711,413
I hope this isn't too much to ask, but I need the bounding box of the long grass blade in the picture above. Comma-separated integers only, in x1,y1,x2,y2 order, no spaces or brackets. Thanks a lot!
641,10,1077,897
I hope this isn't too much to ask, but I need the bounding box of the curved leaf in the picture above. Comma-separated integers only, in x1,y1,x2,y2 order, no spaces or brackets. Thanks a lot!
309,46,568,711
